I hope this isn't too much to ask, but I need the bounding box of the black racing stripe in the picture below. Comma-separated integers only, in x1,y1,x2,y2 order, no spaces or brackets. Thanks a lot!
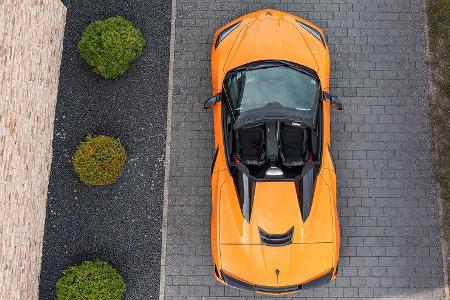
211,146,219,175
328,144,335,170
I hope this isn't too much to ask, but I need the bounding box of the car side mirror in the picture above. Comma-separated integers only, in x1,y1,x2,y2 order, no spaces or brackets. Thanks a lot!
204,93,220,109
323,92,343,110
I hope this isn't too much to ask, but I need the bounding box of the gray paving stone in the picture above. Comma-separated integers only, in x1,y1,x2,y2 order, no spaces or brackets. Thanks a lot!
163,0,446,298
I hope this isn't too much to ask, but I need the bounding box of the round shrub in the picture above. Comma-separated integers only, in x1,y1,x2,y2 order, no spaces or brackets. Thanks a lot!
56,260,126,300
72,135,126,186
78,16,145,79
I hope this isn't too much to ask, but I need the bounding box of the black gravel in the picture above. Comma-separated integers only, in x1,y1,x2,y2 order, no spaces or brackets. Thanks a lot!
38,1,171,299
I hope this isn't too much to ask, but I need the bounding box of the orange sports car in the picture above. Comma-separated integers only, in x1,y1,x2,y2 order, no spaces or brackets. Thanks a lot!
204,9,342,295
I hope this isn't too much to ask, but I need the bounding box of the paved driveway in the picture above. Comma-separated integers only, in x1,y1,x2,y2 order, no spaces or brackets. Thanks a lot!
163,0,446,298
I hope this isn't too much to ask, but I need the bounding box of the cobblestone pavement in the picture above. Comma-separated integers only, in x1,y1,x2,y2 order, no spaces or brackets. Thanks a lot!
163,0,446,299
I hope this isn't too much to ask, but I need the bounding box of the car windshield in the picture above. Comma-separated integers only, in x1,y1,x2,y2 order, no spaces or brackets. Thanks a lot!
224,64,320,124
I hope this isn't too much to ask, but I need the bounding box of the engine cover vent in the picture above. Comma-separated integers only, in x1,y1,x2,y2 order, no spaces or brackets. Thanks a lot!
259,227,294,246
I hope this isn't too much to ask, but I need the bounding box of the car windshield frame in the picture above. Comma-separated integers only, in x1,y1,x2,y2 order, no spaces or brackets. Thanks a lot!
222,60,322,129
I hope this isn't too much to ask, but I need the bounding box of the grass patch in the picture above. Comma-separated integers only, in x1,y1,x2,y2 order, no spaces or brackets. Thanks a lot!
428,0,450,98
426,0,450,288
447,145,450,197
427,0,450,202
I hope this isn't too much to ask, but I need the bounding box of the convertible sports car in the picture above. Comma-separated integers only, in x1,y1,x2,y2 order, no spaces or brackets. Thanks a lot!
204,9,342,295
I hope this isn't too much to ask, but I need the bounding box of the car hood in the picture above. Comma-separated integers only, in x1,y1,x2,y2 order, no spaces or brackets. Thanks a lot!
219,174,334,245
223,12,320,74
220,243,333,287
217,174,335,286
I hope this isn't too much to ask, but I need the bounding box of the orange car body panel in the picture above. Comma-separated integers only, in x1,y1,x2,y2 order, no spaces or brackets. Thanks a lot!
209,9,339,294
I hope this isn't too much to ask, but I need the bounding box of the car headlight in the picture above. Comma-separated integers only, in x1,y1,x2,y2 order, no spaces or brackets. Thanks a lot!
215,21,242,48
296,20,326,46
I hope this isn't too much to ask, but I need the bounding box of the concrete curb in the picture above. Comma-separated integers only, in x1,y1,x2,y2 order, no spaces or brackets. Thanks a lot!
159,0,177,298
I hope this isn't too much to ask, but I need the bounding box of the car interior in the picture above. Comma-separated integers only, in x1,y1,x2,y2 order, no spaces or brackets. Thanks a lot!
222,101,322,180
233,121,317,179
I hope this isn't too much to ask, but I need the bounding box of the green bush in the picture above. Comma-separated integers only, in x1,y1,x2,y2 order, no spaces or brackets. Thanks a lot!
78,16,145,79
56,260,126,300
447,145,450,198
72,135,126,186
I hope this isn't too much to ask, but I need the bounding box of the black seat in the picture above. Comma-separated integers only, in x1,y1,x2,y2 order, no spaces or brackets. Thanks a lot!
280,123,307,167
236,125,265,166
